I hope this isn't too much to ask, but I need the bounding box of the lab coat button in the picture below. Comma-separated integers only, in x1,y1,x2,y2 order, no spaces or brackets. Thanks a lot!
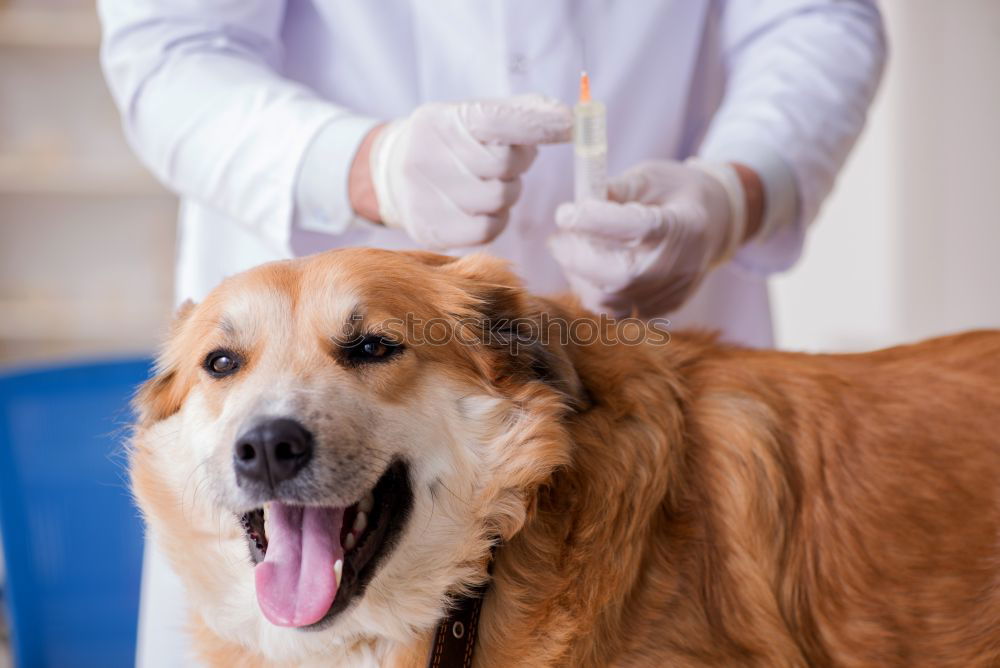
508,53,528,74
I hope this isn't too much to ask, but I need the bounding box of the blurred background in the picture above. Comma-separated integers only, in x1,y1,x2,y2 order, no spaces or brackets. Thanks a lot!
0,1,998,666
0,0,175,368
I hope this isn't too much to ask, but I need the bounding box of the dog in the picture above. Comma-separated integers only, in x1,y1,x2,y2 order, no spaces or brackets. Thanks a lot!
130,248,1000,667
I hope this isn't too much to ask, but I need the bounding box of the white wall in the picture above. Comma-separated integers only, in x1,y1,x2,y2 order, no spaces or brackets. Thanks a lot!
772,0,1000,352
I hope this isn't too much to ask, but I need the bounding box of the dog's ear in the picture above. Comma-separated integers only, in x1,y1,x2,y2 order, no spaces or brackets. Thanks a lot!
134,300,197,426
440,254,588,410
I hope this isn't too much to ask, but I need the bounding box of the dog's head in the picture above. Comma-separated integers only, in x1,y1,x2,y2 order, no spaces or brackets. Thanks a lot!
131,249,585,661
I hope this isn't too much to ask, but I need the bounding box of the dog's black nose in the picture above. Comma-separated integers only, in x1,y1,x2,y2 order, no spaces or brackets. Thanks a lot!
233,418,313,488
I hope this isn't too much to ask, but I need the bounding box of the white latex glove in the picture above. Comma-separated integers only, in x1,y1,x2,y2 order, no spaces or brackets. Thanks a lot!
370,94,572,249
550,159,747,317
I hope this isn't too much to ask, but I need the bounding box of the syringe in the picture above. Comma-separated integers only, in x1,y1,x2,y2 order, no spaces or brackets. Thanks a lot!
573,71,608,202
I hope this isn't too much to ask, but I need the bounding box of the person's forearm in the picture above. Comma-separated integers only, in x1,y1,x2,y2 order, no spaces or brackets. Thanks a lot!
706,1,884,232
101,3,364,244
348,124,385,222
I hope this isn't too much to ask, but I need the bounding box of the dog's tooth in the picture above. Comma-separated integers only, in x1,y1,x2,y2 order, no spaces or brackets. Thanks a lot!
344,533,356,551
353,511,367,534
358,493,374,514
334,559,343,587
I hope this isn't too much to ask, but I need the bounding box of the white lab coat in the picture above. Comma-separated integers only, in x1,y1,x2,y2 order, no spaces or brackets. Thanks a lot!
99,1,885,664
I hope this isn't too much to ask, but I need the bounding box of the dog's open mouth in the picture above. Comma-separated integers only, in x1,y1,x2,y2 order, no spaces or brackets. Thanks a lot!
239,460,412,628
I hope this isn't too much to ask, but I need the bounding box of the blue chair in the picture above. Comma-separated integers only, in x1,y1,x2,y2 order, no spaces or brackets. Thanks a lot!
0,358,151,667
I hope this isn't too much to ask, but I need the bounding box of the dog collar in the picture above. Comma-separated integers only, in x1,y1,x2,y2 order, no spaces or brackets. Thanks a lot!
425,579,489,668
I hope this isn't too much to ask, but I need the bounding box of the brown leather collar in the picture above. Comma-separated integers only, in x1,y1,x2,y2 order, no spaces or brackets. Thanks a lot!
425,579,489,668
426,548,495,668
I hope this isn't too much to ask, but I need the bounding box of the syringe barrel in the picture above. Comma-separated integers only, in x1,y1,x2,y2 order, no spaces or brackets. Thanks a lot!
573,100,608,202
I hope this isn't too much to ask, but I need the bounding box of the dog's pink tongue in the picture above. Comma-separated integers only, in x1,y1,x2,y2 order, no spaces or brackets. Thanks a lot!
254,503,344,627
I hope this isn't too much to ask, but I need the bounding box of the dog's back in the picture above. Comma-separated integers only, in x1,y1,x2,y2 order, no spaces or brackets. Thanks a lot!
633,330,1000,666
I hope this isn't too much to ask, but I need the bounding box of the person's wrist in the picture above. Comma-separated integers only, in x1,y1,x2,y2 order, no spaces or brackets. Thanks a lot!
685,159,746,264
729,163,765,243
348,123,386,223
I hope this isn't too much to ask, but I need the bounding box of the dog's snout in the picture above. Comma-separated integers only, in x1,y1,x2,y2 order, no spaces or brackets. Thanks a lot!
233,418,313,489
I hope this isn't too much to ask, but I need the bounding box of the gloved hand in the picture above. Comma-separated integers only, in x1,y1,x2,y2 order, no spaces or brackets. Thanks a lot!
370,94,572,249
549,159,748,317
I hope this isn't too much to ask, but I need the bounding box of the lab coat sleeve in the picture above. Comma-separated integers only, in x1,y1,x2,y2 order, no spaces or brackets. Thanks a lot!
98,0,378,252
699,0,887,275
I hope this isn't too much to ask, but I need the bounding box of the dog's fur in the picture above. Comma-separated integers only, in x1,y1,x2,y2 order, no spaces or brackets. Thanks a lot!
131,248,1000,667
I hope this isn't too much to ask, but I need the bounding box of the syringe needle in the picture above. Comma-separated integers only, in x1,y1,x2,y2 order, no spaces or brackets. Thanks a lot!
579,70,591,104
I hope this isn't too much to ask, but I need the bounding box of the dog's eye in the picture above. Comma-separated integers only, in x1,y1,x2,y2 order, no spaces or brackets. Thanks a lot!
204,350,241,377
344,335,403,365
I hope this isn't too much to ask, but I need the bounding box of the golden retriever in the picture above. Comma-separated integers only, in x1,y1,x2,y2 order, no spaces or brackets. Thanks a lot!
130,248,1000,667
